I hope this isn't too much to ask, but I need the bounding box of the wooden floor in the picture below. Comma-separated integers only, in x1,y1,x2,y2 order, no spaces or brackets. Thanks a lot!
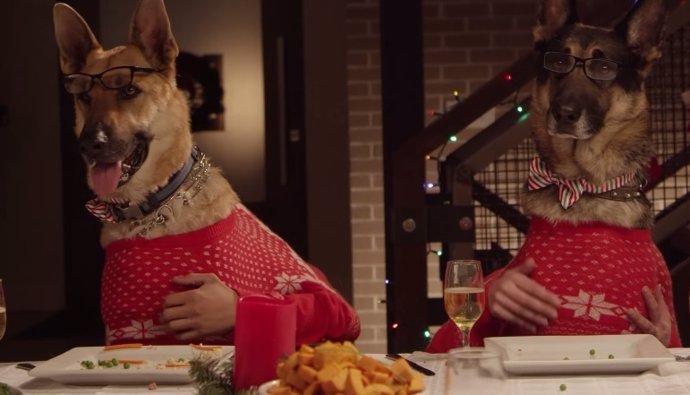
0,311,103,362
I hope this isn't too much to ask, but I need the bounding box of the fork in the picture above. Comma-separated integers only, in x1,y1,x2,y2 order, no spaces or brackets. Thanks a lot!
15,363,35,371
385,354,436,376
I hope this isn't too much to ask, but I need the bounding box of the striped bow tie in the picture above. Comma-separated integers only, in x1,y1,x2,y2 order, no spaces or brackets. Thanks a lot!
85,198,128,223
526,157,635,209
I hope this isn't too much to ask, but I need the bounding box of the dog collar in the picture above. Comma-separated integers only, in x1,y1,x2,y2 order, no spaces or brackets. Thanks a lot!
85,145,203,223
527,156,640,209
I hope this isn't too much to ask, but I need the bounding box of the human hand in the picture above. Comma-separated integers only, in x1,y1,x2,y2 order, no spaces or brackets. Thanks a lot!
487,258,560,333
626,284,672,346
159,273,239,340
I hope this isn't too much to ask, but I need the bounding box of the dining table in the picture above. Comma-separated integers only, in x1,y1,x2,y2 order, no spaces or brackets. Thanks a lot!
4,348,690,394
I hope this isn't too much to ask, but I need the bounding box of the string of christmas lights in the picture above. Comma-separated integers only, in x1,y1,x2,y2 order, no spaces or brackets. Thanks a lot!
427,243,443,257
394,73,527,342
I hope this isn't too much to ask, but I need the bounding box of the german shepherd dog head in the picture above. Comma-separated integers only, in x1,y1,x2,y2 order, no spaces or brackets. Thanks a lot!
522,0,669,229
53,0,237,246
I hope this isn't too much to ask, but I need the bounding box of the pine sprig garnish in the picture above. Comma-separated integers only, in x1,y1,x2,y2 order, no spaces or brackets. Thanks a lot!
189,354,260,395
0,383,12,395
189,354,234,395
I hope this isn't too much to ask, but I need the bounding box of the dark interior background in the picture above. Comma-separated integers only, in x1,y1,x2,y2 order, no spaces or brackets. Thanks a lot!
0,0,351,361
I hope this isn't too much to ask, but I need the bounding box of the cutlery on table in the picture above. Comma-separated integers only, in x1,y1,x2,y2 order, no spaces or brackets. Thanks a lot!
15,363,35,371
385,354,436,376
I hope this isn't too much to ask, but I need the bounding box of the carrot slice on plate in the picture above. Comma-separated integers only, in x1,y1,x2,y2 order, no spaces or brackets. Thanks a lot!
104,343,144,351
190,344,223,351
165,361,191,368
117,359,146,365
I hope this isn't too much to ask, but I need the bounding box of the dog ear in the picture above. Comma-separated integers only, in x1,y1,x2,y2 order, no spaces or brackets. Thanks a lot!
53,3,102,74
128,0,179,74
615,0,668,64
533,0,579,43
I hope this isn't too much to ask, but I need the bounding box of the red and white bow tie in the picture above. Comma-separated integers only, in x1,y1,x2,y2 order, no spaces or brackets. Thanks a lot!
85,198,128,223
526,157,635,209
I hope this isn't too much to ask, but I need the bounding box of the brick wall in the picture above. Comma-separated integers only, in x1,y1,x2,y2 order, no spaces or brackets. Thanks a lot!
346,0,385,353
423,0,537,121
346,0,538,353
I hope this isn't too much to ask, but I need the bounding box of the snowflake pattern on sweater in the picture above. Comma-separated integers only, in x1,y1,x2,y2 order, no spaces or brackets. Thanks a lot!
102,204,360,345
426,217,681,352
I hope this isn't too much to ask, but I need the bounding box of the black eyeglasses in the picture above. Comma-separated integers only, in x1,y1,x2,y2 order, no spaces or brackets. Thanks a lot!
63,66,158,94
543,52,622,81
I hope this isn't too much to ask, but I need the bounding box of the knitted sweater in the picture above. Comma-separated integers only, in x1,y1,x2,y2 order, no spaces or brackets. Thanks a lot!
427,217,681,352
101,204,360,345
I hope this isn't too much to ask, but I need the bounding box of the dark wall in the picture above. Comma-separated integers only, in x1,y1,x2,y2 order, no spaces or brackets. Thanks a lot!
303,0,353,301
0,0,65,312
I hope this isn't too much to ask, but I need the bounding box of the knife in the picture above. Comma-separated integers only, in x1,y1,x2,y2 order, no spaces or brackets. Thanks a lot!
385,354,436,376
16,363,35,371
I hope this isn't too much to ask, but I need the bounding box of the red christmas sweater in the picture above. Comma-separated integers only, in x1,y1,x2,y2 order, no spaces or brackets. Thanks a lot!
101,204,360,345
427,217,681,352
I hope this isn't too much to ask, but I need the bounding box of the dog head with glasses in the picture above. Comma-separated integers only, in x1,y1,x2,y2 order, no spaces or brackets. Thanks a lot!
520,0,669,228
530,0,667,143
53,0,192,203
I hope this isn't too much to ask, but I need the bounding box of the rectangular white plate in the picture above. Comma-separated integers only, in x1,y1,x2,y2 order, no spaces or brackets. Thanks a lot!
29,345,233,385
484,334,674,375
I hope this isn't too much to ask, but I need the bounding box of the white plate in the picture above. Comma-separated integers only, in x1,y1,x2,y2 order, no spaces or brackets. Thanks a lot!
29,345,233,385
484,334,674,375
258,379,279,395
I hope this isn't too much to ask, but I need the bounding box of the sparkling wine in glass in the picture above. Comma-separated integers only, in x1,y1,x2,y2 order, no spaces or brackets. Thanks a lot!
444,260,485,350
0,278,6,340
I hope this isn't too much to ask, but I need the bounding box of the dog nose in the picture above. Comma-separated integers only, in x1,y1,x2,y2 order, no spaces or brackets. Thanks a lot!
551,104,582,125
80,129,109,157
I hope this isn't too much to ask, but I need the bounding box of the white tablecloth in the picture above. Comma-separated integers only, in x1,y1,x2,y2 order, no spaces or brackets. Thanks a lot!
406,348,690,395
4,350,690,394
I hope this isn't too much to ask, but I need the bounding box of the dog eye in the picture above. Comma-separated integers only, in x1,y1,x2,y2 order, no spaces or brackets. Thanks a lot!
118,85,141,100
587,60,618,81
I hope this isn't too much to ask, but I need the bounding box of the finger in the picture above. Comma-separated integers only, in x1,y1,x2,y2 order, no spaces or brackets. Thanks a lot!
163,289,195,308
647,284,669,322
640,286,660,319
652,284,672,336
654,284,669,312
517,281,561,311
166,317,198,333
494,291,550,327
491,303,537,333
514,258,537,275
641,286,658,309
171,273,220,286
509,279,559,318
489,274,556,323
626,308,656,335
175,329,203,341
512,260,561,308
160,304,192,322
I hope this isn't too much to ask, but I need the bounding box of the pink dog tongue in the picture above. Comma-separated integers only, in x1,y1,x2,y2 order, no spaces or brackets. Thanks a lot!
90,162,122,197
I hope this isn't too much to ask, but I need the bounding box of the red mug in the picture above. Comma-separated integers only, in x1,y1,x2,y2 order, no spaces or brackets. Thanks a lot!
233,295,297,389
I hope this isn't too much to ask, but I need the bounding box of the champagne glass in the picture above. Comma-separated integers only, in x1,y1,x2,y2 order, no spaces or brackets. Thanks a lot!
0,278,6,340
444,260,485,350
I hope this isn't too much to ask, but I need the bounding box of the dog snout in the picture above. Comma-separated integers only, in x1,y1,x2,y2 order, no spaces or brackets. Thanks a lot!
79,124,110,159
550,102,582,126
